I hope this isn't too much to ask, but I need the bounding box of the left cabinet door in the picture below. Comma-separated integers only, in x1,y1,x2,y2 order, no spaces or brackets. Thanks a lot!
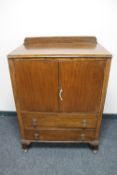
14,59,59,112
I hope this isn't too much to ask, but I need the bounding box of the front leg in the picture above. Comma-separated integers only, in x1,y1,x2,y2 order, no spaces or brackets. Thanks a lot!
89,140,99,153
21,141,31,152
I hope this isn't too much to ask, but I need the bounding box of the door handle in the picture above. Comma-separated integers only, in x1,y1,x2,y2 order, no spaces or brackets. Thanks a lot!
59,88,63,101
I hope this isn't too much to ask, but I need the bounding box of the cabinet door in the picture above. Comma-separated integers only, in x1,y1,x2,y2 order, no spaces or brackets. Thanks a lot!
59,59,106,113
14,60,59,112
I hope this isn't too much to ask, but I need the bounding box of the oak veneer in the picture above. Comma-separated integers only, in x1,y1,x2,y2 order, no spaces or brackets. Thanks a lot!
8,36,112,152
14,60,58,112
24,129,96,141
22,112,97,129
59,60,106,113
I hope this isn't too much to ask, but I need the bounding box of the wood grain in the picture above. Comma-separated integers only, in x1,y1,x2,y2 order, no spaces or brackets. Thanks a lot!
59,59,106,113
14,60,59,112
8,59,25,138
8,37,111,58
22,112,97,129
24,36,97,47
95,59,112,139
24,129,96,141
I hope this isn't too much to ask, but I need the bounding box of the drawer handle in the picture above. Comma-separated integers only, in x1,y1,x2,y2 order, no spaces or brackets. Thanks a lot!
81,120,87,128
80,133,85,141
34,132,39,140
32,118,38,127
59,88,63,101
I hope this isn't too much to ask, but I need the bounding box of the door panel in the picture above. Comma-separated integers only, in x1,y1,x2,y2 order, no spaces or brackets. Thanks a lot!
14,60,58,112
59,60,106,113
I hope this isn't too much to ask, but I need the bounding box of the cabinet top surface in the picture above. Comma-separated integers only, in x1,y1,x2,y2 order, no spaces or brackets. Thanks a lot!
8,36,112,58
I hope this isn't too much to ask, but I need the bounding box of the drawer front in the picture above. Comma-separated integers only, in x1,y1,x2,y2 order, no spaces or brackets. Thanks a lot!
22,113,98,129
24,129,96,141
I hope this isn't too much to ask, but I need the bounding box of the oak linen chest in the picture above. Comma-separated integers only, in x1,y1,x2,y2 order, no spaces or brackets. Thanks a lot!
8,36,112,152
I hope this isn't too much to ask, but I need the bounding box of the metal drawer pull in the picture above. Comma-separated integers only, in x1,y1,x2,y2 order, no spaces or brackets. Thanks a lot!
59,88,63,101
32,118,38,127
80,133,85,141
34,132,39,140
81,120,87,127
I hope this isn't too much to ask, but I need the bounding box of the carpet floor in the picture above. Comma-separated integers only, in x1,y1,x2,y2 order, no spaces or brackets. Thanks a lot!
0,115,117,175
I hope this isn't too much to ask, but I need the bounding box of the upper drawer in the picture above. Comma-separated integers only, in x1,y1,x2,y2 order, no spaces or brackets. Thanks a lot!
22,112,98,129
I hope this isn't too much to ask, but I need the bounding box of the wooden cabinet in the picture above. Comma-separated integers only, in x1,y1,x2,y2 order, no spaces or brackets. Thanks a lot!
8,36,112,152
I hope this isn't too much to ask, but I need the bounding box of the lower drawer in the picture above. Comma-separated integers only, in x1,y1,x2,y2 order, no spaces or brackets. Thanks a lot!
24,129,96,141
22,112,97,129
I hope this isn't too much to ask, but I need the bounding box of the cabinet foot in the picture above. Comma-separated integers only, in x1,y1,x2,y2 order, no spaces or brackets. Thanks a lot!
93,149,98,154
21,141,31,151
89,141,99,153
24,149,28,153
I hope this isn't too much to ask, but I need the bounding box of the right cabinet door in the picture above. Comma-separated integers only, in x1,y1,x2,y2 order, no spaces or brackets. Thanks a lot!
59,59,106,113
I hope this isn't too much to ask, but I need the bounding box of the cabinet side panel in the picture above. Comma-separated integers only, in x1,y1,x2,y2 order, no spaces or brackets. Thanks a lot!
8,58,25,139
96,58,112,139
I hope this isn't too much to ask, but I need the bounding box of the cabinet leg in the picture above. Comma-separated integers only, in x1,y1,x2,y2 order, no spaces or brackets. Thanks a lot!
91,145,99,154
89,141,99,154
21,141,31,152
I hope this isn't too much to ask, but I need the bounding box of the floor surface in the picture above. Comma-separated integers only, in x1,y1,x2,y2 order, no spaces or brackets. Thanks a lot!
0,116,117,175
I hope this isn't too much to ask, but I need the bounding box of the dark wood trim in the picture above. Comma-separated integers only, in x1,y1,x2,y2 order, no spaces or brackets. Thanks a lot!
24,36,97,47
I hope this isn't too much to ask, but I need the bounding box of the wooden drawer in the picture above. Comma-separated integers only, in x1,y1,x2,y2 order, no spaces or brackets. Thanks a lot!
24,129,96,141
22,112,97,129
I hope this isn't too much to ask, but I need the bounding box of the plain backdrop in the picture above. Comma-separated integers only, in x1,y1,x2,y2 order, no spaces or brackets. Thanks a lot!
0,0,117,113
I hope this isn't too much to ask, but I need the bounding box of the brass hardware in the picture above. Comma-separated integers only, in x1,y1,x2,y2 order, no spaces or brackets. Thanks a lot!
81,120,87,128
34,132,39,140
80,133,85,141
59,88,63,101
32,118,38,127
